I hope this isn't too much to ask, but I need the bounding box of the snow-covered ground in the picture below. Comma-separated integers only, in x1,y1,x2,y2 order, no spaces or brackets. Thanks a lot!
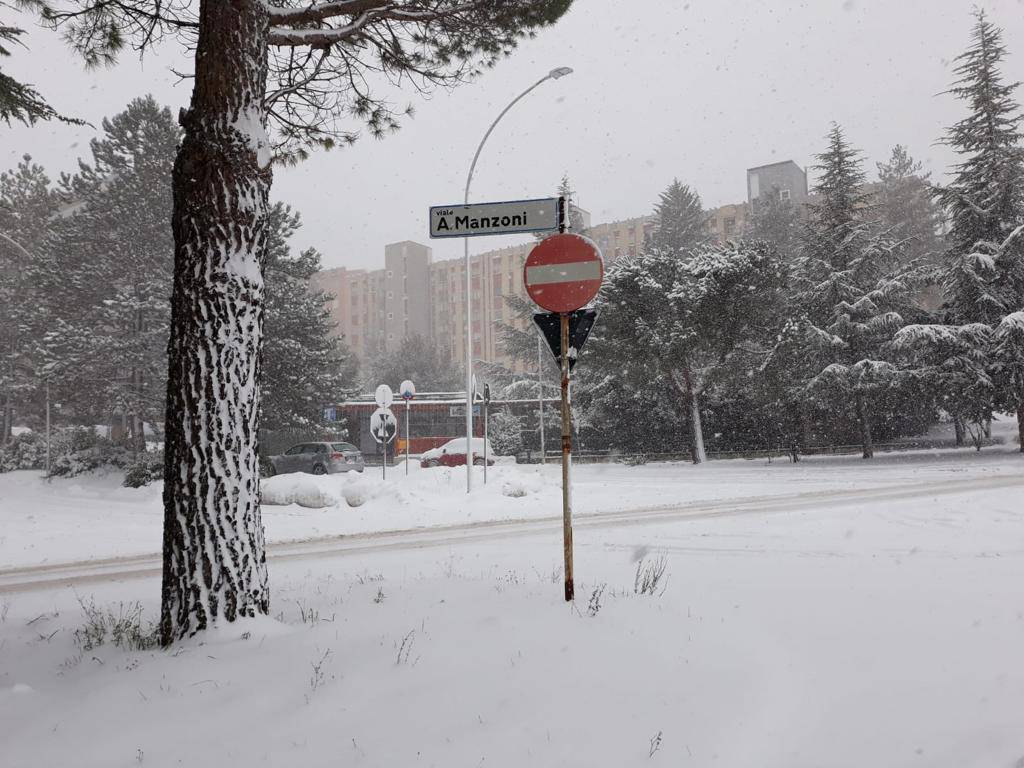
1,440,1022,569
1,445,1023,767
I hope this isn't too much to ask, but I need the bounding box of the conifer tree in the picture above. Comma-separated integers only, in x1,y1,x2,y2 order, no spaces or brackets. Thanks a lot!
35,0,572,645
262,203,357,431
40,97,179,450
0,155,59,442
645,179,709,255
792,125,919,458
876,145,944,266
745,186,801,261
934,10,1024,326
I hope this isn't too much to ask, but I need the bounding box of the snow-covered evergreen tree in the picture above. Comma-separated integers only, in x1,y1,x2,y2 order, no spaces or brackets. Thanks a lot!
876,145,944,266
791,125,921,458
745,186,801,260
590,231,785,462
365,332,458,394
934,10,1024,326
891,323,993,442
992,311,1024,451
261,203,357,431
39,96,178,450
0,156,59,442
645,179,709,255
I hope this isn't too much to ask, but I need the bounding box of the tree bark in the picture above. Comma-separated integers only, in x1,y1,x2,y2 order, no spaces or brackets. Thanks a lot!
160,0,272,646
953,415,965,447
1017,404,1024,454
681,367,706,464
856,392,874,459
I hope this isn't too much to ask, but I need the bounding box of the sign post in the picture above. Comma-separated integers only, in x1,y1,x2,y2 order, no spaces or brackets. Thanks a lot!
523,232,603,602
399,380,416,475
430,195,564,495
482,383,490,484
373,385,396,480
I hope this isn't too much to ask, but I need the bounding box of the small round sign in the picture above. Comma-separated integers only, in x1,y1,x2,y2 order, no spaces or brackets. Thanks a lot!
523,233,604,313
374,384,394,408
399,380,416,401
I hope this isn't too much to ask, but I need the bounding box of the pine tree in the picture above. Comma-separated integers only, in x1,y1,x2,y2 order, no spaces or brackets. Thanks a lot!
745,186,801,260
39,97,179,450
645,179,709,255
934,10,1024,326
0,155,59,442
792,125,920,458
992,311,1024,451
876,145,944,266
34,0,571,644
366,333,458,393
262,203,358,431
891,323,993,441
0,5,83,126
590,229,786,462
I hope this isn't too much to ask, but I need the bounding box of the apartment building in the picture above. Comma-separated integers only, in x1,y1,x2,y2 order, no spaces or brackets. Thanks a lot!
313,160,809,373
313,214,654,373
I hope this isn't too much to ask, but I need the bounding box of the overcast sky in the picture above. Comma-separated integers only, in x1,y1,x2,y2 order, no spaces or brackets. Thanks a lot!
5,0,1024,270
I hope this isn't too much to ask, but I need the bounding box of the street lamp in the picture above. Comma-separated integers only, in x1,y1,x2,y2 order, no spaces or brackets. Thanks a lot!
461,66,574,492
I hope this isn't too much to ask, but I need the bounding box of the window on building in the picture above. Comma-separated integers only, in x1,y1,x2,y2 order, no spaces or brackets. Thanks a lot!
780,188,792,201
387,312,393,320
386,270,393,278
725,217,736,235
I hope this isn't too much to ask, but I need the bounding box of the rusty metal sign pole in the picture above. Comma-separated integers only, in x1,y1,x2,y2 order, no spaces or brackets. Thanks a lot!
559,310,574,602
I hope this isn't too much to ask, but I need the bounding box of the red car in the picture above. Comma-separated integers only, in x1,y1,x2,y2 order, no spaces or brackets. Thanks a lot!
420,438,495,468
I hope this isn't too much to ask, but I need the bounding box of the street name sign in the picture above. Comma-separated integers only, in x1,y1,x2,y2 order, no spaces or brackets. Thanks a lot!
523,233,604,313
429,197,559,239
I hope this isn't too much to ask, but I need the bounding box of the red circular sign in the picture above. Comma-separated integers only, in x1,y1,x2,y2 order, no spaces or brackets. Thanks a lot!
523,233,604,313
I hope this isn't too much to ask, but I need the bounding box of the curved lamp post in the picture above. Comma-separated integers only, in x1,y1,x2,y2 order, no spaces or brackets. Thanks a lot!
461,66,574,492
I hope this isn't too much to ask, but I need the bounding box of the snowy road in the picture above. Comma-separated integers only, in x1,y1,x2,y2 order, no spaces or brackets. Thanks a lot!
2,471,1019,593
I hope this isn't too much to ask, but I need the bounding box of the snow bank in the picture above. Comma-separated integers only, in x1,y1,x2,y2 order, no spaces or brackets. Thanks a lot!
261,473,344,508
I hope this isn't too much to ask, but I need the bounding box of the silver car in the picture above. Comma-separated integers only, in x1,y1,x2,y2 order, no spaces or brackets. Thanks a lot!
265,442,364,476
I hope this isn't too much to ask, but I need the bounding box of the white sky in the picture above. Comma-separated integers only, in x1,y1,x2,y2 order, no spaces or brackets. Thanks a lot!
4,0,1024,270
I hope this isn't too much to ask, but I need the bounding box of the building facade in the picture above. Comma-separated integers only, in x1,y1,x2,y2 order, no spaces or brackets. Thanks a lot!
746,160,809,212
312,214,655,374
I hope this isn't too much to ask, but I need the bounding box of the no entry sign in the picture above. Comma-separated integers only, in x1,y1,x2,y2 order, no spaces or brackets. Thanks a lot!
523,233,604,313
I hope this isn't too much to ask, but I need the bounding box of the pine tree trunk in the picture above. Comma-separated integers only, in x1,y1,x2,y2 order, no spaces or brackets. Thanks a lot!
1017,404,1024,454
953,415,965,446
856,392,874,459
682,367,706,464
160,0,272,646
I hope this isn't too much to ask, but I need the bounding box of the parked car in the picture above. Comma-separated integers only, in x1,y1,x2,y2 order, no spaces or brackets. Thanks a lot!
420,437,495,468
264,442,364,476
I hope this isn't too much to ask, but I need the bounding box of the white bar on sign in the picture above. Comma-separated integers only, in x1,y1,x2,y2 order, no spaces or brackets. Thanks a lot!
526,261,601,285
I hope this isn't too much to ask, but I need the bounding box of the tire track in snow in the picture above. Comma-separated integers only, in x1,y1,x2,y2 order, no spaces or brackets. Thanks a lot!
1,473,1020,594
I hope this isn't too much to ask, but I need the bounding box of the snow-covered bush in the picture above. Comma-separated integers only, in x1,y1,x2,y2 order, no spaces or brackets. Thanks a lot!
49,428,132,477
122,453,164,488
0,427,139,476
0,431,47,472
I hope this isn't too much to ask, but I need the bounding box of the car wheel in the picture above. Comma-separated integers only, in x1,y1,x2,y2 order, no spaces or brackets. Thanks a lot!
473,457,485,466
260,458,276,477
423,459,438,468
312,464,327,475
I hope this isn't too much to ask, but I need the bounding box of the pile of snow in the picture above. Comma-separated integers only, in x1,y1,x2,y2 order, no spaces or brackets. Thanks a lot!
261,462,555,511
261,473,345,508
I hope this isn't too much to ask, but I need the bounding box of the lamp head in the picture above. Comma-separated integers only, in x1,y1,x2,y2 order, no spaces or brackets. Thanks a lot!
549,66,574,79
